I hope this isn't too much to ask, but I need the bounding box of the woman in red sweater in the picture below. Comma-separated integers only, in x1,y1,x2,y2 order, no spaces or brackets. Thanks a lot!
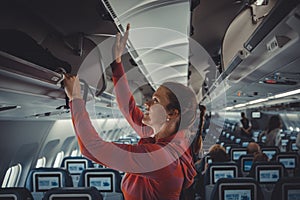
64,24,200,200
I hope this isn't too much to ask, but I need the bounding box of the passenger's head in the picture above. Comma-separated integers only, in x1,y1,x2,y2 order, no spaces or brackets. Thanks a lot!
208,144,229,162
267,115,282,132
241,112,245,118
253,152,269,162
247,142,261,155
143,82,197,132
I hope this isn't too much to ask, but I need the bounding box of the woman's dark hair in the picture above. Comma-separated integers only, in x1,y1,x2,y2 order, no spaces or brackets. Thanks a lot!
267,115,281,133
161,82,201,159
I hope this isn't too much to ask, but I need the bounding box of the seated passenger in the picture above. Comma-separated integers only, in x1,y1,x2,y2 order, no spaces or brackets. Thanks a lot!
201,144,230,175
253,152,269,162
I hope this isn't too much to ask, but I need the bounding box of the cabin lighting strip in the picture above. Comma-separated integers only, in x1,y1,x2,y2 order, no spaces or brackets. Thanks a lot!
225,88,300,110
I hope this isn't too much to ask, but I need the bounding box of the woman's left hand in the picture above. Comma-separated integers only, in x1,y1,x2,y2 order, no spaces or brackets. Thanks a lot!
63,74,82,101
113,23,130,63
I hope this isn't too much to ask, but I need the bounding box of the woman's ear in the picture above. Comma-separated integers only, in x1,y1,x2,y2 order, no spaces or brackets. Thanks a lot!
168,109,179,119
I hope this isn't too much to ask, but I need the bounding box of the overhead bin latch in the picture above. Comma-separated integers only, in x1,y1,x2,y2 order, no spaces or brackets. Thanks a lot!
250,4,269,24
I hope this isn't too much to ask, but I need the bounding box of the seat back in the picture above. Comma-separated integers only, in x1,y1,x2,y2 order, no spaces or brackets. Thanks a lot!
230,147,248,161
275,152,299,176
261,146,280,160
204,162,239,200
0,187,33,200
249,161,286,200
25,168,73,200
210,177,264,200
204,162,239,186
271,177,300,200
238,154,254,176
43,187,103,200
78,168,123,200
60,156,93,187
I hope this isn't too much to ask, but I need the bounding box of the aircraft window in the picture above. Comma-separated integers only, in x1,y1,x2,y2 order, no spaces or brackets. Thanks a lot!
53,151,65,168
1,164,22,187
36,157,46,168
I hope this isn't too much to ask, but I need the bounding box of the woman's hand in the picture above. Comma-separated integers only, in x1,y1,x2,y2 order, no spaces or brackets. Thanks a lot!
113,23,130,63
63,74,82,101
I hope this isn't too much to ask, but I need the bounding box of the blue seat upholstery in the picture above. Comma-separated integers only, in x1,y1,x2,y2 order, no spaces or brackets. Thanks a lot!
78,168,123,200
43,187,103,200
0,187,33,200
210,177,264,200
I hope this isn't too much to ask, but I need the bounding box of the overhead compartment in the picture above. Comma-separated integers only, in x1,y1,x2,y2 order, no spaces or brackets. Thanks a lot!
0,0,116,119
202,0,300,110
0,0,109,98
101,0,191,88
221,0,300,82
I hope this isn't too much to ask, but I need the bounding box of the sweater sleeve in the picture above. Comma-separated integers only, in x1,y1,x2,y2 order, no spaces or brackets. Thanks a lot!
70,99,186,177
111,61,153,138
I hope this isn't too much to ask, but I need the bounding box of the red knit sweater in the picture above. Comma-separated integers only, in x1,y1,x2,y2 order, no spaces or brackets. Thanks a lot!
70,62,196,200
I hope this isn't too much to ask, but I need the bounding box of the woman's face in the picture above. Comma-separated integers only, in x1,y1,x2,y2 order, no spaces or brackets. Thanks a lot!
142,86,171,127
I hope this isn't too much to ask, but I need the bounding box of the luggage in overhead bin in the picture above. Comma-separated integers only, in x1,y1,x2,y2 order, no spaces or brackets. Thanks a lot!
0,29,72,73
221,0,278,70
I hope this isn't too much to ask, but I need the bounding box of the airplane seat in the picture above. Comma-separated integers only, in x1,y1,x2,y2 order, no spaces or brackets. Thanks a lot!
78,168,124,200
248,161,286,200
60,156,94,168
261,146,280,161
60,156,94,187
25,168,73,200
229,147,248,162
275,152,299,177
203,162,240,200
0,187,33,200
237,154,254,176
271,177,300,200
210,177,264,200
43,187,103,200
